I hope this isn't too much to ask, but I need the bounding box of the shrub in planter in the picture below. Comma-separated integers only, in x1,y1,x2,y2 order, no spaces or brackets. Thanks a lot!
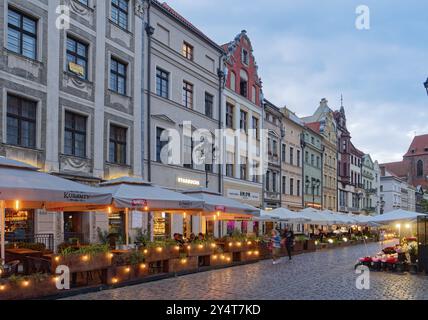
53,244,111,274
0,273,59,300
185,240,217,257
210,253,233,267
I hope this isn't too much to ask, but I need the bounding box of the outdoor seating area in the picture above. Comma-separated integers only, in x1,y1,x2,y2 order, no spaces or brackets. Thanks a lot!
1,158,427,300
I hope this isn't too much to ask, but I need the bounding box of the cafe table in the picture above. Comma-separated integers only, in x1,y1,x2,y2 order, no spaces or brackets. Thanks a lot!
5,248,43,274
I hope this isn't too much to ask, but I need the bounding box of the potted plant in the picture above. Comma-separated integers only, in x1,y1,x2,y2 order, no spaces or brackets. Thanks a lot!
0,273,59,300
408,242,418,264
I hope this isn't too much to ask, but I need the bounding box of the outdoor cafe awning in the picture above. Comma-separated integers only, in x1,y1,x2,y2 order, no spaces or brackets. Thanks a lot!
99,177,204,211
0,157,112,210
182,188,260,218
298,208,339,225
0,157,112,264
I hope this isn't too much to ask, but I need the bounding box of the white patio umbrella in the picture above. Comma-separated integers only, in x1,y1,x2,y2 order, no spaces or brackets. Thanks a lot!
321,210,357,225
299,208,338,225
0,157,112,264
270,207,311,223
368,209,425,224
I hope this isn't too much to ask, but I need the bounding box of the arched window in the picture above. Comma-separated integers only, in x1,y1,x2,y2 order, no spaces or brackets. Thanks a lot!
417,160,424,177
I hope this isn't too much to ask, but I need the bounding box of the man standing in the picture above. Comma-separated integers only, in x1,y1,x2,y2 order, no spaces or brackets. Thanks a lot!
283,227,295,261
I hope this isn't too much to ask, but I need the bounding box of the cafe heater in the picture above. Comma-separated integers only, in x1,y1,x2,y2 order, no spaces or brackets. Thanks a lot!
417,215,428,273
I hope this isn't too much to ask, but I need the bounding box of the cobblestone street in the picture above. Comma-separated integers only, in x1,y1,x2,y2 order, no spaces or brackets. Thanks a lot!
63,241,428,300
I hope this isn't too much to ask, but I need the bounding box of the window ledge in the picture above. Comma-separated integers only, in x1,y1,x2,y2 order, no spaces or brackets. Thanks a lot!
108,19,133,35
4,48,43,66
63,71,93,85
108,89,132,99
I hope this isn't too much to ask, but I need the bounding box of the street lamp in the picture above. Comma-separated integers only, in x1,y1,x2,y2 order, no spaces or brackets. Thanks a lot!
424,78,428,96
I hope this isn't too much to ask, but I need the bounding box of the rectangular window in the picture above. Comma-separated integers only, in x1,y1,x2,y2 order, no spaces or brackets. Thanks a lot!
183,135,193,169
64,111,86,158
266,171,270,191
242,49,249,65
252,117,259,139
297,150,301,167
182,81,193,109
316,156,320,168
78,0,89,6
110,58,127,95
282,176,286,195
226,164,234,177
240,79,248,98
205,92,214,118
272,140,278,156
311,154,314,166
66,36,88,79
6,94,36,148
272,172,277,192
7,8,37,60
182,42,194,60
226,103,234,129
111,0,129,30
290,178,294,196
156,127,168,163
109,124,127,164
297,180,301,196
289,147,294,165
240,110,247,132
240,157,247,180
282,144,286,162
156,68,169,98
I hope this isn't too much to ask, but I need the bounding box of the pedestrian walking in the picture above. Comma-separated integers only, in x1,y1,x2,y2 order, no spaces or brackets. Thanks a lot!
283,227,295,261
270,229,281,265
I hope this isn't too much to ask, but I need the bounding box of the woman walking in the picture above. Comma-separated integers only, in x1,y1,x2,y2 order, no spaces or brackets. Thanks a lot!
270,229,281,265
283,227,295,261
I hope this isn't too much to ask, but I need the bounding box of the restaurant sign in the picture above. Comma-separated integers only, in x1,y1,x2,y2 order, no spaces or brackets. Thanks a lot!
177,176,201,186
226,189,260,202
131,199,148,208
63,191,90,202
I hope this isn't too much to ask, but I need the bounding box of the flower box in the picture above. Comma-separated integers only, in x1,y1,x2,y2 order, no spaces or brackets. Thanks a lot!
52,252,112,274
143,246,180,262
0,276,59,300
168,257,198,273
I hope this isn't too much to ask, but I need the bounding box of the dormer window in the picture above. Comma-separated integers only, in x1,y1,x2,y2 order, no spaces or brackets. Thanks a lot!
239,69,248,98
242,48,249,65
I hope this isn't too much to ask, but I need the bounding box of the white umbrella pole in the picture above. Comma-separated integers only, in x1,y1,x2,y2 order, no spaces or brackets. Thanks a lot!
0,200,5,266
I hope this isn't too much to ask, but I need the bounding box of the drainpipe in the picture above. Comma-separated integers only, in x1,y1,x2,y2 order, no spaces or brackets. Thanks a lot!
321,145,324,209
145,0,154,183
217,55,225,194
301,133,305,209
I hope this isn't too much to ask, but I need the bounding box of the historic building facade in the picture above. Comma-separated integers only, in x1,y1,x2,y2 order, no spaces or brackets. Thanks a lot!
142,1,224,239
221,30,263,213
301,99,337,211
263,100,283,209
302,126,323,209
380,168,416,213
0,0,146,248
361,154,379,215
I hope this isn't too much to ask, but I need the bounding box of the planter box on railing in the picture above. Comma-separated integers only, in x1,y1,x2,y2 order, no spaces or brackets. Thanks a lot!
185,244,217,257
168,257,198,273
143,246,180,262
240,249,261,262
210,253,233,267
52,252,112,274
293,241,304,254
223,241,257,253
304,239,317,252
0,276,59,300
107,264,149,285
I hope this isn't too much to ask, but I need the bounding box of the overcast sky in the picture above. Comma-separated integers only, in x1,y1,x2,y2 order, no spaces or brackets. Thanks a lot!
166,0,428,163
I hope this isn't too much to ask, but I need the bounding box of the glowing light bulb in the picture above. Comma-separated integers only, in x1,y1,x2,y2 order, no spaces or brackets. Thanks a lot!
254,251,259,256
405,224,411,229
175,246,180,251
247,241,252,245
396,223,401,229
143,249,148,254
108,206,112,214
211,243,216,248
228,242,233,247
112,277,119,284
140,263,146,269
236,242,242,247
343,238,348,242
0,285,6,291
181,259,187,265
187,245,191,250
198,244,204,249
22,280,30,287
212,255,218,260
248,251,253,256
15,200,20,211
156,247,163,253
82,255,89,262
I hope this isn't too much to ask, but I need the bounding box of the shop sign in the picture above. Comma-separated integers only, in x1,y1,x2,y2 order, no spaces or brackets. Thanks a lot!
68,62,85,77
131,199,148,207
227,189,260,202
177,177,201,186
63,191,90,202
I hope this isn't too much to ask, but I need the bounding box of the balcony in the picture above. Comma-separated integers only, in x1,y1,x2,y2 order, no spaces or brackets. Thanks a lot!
363,207,376,213
365,188,377,194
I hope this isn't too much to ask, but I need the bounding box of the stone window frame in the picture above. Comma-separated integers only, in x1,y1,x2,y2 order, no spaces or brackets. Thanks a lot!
60,106,92,159
2,88,42,150
63,31,94,83
4,2,44,63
